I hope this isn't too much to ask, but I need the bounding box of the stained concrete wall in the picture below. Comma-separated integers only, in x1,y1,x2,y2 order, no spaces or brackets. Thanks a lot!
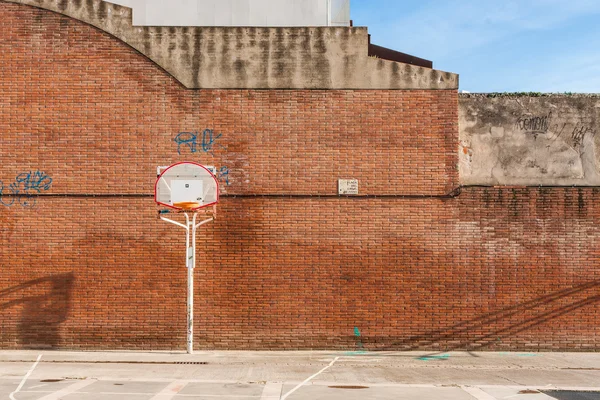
460,94,600,186
3,0,457,90
104,0,350,27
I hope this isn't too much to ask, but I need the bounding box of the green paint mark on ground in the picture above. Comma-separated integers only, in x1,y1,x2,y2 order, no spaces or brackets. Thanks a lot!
344,351,369,356
499,352,538,357
418,354,450,361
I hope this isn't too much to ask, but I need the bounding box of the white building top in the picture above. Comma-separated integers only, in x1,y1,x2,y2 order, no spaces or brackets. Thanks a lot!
104,0,351,27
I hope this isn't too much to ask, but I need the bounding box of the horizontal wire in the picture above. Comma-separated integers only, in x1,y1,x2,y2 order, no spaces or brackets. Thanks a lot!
2,185,599,201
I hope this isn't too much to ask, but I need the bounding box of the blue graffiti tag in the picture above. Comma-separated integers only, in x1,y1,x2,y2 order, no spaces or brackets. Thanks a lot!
0,181,16,207
172,130,230,186
173,129,223,155
217,166,230,186
16,171,53,191
173,132,198,155
0,171,53,208
202,129,222,153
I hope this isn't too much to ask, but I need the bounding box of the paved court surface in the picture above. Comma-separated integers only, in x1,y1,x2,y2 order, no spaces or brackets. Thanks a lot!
1,351,599,399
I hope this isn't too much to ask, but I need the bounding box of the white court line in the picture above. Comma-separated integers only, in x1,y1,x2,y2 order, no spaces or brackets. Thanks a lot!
280,357,340,400
35,393,260,398
35,380,96,400
9,354,42,400
461,386,498,400
149,380,190,400
260,383,283,400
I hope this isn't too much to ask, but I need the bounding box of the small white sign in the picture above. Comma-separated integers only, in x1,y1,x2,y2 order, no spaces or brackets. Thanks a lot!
338,179,359,195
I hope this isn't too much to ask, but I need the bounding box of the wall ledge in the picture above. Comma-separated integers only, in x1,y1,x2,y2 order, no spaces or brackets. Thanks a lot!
2,0,458,90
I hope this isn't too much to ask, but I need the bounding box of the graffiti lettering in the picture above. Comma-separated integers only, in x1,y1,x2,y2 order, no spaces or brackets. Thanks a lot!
548,122,596,150
0,181,16,207
217,166,230,186
172,130,231,186
0,171,53,208
571,124,595,148
16,171,53,192
201,129,222,153
173,132,198,155
515,113,552,138
173,129,223,155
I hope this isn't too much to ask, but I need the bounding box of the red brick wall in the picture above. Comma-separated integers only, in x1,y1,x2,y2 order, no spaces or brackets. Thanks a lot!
1,2,599,351
0,2,458,197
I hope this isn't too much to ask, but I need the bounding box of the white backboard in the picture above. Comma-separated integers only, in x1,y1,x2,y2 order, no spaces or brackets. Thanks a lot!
155,162,219,211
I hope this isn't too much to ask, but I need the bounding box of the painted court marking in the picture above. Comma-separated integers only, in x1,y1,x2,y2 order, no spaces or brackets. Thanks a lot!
9,354,42,400
260,383,283,400
149,380,190,400
280,357,340,400
35,380,96,400
461,386,499,400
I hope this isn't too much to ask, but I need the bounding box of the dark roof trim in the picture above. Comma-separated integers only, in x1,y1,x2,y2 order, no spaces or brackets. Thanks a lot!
368,36,433,69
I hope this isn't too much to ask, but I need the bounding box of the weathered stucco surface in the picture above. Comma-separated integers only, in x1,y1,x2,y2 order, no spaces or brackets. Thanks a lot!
3,0,458,90
460,94,600,186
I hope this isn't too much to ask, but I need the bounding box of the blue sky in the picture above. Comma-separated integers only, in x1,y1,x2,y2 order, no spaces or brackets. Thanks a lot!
351,0,600,93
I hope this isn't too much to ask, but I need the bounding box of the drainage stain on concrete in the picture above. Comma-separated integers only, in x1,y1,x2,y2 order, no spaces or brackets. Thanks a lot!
329,385,369,390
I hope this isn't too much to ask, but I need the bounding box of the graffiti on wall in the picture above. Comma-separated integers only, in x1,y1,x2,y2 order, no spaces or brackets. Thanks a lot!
544,122,596,150
515,113,552,138
460,99,600,186
216,166,230,186
567,123,594,148
515,112,596,150
173,129,231,186
0,171,53,208
173,129,224,155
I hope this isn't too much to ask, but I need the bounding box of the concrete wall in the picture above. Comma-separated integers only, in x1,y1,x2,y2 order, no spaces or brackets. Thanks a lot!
104,0,350,27
460,94,600,186
2,0,457,90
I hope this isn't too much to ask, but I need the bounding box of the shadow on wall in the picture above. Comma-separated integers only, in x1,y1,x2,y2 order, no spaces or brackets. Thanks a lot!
378,280,600,352
0,273,75,349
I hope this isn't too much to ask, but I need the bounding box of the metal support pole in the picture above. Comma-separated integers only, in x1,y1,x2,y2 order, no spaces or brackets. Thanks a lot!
186,213,194,355
160,212,214,355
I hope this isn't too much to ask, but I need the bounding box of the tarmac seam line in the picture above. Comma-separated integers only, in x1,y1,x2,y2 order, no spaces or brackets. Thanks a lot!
35,380,97,400
261,382,283,400
149,380,190,400
460,385,498,400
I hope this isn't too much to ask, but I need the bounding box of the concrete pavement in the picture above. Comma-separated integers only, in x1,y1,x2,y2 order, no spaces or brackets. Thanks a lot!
1,351,599,399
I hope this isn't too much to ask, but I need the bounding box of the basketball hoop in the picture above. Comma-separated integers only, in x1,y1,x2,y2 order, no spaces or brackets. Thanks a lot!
174,201,200,210
155,162,219,354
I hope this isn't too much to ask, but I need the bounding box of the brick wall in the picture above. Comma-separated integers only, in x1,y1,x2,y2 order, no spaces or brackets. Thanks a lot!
1,2,599,351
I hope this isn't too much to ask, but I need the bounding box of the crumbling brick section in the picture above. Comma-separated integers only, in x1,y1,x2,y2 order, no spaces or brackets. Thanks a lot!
1,2,598,351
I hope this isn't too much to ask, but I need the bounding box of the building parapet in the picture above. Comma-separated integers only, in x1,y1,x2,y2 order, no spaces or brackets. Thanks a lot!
4,0,458,90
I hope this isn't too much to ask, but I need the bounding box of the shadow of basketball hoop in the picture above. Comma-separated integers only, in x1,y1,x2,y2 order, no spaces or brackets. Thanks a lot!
0,273,75,349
